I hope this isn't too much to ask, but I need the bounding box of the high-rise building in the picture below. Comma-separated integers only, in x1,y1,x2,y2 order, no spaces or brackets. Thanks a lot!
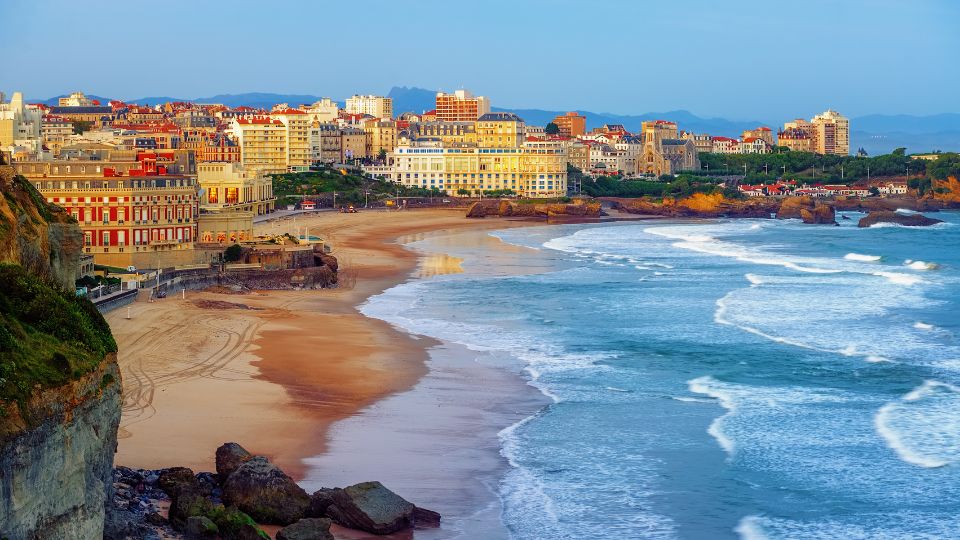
551,112,586,137
231,116,287,174
435,90,490,122
345,95,393,120
0,91,42,147
810,110,850,155
270,109,311,171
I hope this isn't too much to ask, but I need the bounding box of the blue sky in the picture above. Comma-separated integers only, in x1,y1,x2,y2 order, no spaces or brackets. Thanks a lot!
1,0,957,120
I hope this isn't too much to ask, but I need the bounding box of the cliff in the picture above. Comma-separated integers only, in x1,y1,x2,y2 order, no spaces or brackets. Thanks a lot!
0,166,121,539
932,176,960,205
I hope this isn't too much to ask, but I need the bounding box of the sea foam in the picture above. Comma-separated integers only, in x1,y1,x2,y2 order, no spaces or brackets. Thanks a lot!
688,376,737,456
844,252,881,262
874,380,960,468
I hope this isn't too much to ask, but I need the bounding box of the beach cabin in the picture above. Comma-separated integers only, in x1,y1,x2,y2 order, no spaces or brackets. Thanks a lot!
301,200,316,211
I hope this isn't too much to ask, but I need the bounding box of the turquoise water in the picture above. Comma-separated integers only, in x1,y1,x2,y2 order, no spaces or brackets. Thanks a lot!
363,211,960,539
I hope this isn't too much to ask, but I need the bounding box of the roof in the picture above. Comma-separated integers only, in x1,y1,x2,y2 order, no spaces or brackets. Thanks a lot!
49,106,112,114
236,116,283,125
661,139,687,145
478,112,524,122
271,108,306,115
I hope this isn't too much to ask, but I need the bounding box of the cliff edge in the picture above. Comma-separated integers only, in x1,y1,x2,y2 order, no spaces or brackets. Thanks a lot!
0,164,121,540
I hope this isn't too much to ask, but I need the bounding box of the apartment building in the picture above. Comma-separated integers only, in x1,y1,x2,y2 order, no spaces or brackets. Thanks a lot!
270,108,311,171
231,116,287,174
435,90,490,121
552,112,586,137
476,112,525,148
345,95,393,120
811,110,850,155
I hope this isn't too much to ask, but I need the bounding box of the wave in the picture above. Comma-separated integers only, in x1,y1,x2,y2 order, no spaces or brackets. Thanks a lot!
688,376,737,456
904,259,939,270
872,271,923,286
874,380,960,468
844,252,881,262
744,273,764,285
913,321,935,331
895,208,920,215
738,513,959,540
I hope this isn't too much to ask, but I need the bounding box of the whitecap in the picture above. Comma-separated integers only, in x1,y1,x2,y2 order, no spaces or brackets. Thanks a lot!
895,208,920,215
844,252,881,262
905,260,938,270
605,386,631,393
873,271,923,286
744,273,764,285
914,322,935,331
688,376,736,455
874,380,960,468
735,516,769,540
866,355,892,363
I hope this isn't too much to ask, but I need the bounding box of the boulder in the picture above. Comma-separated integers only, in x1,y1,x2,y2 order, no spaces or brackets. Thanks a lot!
168,489,212,531
323,481,416,534
158,467,199,498
857,211,944,228
221,456,310,525
413,506,442,528
216,442,253,482
799,204,837,225
308,488,337,517
185,516,219,538
276,518,334,540
776,196,815,219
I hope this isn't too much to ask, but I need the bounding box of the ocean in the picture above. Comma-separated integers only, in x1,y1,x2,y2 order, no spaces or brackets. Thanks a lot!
359,210,960,539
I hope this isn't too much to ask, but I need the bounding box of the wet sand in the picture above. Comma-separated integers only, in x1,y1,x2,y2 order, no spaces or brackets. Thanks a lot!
107,208,534,480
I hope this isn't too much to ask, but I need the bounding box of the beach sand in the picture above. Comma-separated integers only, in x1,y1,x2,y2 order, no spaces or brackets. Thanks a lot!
106,208,538,519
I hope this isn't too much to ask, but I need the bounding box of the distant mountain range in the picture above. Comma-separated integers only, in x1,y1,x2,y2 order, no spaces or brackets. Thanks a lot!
39,87,960,155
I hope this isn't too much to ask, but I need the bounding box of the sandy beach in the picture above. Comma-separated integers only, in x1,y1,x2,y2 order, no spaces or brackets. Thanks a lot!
107,208,534,483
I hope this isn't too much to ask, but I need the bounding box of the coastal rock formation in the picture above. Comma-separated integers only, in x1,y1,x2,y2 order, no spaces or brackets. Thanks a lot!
216,442,254,482
466,198,602,219
320,481,440,535
0,165,82,290
832,195,945,212
610,193,777,218
776,196,837,225
222,456,311,525
276,518,334,540
0,167,121,540
932,176,960,205
857,211,944,228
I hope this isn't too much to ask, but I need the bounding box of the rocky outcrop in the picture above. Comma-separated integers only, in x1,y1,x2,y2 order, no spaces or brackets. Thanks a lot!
0,166,120,540
221,456,311,525
774,196,837,225
857,211,944,228
466,198,602,219
832,196,946,212
611,193,777,218
319,481,440,535
932,176,960,205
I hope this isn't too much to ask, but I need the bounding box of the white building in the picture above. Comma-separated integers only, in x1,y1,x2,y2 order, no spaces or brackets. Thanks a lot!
345,95,393,120
711,136,740,154
302,98,341,123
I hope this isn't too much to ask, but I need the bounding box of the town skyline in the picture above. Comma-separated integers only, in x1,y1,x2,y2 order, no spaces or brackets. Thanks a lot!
2,0,958,120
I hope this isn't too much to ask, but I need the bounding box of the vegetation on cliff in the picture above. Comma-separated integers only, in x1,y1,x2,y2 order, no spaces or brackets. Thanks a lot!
580,174,741,199
0,264,117,404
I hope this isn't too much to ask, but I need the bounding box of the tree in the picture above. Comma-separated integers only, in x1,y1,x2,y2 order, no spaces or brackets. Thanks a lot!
544,122,560,135
456,188,471,196
377,148,387,163
72,120,94,135
223,244,243,262
868,186,880,196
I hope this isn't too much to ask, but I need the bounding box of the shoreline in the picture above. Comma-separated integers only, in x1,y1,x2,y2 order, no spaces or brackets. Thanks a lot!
107,208,539,481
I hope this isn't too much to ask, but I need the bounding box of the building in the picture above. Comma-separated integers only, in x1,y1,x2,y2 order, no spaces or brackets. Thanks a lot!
811,110,850,155
302,98,341,123
564,140,590,172
638,138,700,176
340,127,367,161
552,112,586,137
40,115,74,156
196,162,274,244
231,116,287,174
58,91,95,107
740,137,772,154
196,132,241,163
476,112,525,148
742,127,774,146
362,119,397,160
345,95,393,120
776,126,813,152
270,108,311,171
711,136,740,154
435,90,490,121
0,92,42,147
20,163,199,268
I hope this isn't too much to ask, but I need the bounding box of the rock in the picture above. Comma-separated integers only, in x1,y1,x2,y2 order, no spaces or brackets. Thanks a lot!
413,506,442,528
185,516,219,538
323,481,416,535
216,442,254,482
158,467,199,498
857,211,944,228
221,456,310,525
799,204,837,225
145,511,167,526
276,518,334,540
308,488,337,517
776,196,815,219
169,489,211,531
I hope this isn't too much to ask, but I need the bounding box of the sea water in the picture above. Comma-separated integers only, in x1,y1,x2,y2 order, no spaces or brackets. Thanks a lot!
362,211,960,539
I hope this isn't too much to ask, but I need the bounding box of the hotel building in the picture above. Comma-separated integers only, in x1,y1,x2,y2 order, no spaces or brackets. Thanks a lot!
435,90,491,122
196,162,275,244
231,116,287,174
270,108,311,171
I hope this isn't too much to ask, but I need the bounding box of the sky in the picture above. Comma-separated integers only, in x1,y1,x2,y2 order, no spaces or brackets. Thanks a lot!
1,0,957,121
